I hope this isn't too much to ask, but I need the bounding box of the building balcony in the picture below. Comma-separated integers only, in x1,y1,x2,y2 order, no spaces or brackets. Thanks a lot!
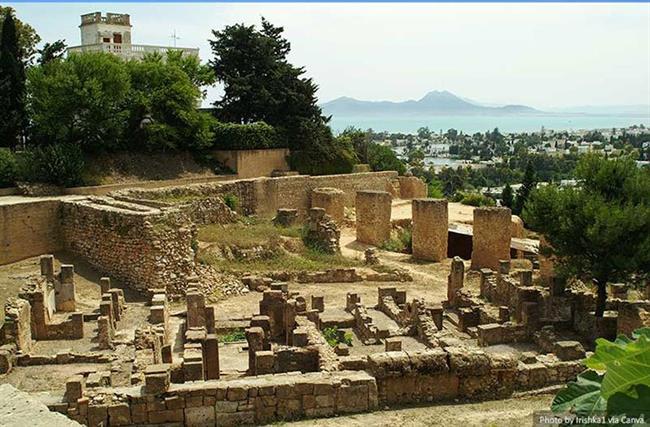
66,43,199,59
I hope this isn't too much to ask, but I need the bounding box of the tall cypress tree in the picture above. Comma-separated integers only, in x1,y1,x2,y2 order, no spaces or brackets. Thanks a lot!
0,12,27,147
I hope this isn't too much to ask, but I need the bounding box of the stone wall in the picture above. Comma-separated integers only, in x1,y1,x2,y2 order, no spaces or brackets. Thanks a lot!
60,198,197,295
53,371,377,426
119,171,398,217
356,191,392,246
0,199,63,265
212,148,290,179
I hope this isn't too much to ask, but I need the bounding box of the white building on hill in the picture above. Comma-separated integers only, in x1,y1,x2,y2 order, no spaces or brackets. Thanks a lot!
67,12,198,60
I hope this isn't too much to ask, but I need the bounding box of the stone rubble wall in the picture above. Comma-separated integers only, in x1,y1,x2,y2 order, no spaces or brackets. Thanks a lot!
60,198,197,295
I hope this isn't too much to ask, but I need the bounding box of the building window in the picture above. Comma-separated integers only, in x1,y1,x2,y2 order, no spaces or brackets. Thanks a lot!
113,33,122,44
103,37,110,43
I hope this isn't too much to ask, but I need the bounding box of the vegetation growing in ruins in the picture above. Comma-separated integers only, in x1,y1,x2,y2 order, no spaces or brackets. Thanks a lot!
218,329,246,343
552,327,650,420
198,218,302,248
524,154,650,317
322,327,353,347
222,194,239,211
380,228,412,254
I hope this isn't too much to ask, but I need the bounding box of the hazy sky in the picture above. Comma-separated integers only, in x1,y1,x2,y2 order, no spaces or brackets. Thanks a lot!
7,3,650,109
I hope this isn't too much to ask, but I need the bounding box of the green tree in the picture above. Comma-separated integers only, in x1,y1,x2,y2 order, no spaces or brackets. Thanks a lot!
523,154,650,317
125,54,214,151
367,143,405,175
417,126,431,140
338,127,370,163
155,50,215,97
0,7,40,63
209,18,353,174
27,52,130,151
37,39,67,65
0,12,27,147
513,160,536,214
501,183,514,208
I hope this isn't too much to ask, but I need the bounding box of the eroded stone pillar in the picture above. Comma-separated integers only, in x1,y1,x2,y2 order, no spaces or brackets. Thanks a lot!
412,198,448,262
40,255,54,280
447,256,465,306
471,207,511,270
55,265,76,312
186,292,206,329
356,190,391,246
203,334,219,380
312,187,345,225
99,277,111,295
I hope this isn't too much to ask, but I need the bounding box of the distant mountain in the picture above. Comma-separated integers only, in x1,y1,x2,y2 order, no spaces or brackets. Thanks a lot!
321,90,543,116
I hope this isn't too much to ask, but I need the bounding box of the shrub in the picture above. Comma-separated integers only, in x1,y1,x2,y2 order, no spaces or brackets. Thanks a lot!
17,143,85,187
222,193,239,211
367,143,406,175
0,148,17,187
551,328,650,420
322,327,353,347
428,178,445,198
212,121,286,150
380,228,412,253
459,192,496,207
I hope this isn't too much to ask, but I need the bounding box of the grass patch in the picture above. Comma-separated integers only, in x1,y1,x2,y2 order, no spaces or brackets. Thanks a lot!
198,218,303,249
219,329,246,343
198,247,360,273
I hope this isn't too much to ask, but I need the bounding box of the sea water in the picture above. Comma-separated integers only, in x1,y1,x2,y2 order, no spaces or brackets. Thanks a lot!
329,114,650,134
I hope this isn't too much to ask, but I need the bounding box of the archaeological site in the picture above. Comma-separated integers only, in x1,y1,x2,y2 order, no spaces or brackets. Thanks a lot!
1,169,649,426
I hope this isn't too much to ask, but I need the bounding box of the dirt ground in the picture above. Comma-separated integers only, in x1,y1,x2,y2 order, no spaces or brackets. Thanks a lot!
279,393,554,427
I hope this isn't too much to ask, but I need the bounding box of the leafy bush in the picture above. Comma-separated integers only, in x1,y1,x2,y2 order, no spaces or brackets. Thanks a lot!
552,328,650,420
222,193,239,211
0,148,17,187
17,143,85,187
367,143,406,175
459,192,496,207
380,228,412,253
322,327,353,347
428,178,445,198
212,121,286,150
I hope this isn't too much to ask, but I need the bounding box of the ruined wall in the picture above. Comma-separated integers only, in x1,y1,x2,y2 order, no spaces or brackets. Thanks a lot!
60,199,196,295
0,200,63,265
212,148,290,179
118,171,398,218
53,371,377,426
356,191,392,246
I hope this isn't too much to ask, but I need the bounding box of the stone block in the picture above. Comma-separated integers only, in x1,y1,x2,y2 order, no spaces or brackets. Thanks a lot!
185,406,215,427
471,207,511,270
385,338,402,351
554,341,586,361
356,190,392,246
412,198,448,262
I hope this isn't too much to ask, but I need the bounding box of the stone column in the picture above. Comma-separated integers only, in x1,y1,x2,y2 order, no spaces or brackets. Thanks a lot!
186,292,206,329
411,198,448,262
311,295,324,312
355,191,392,246
447,256,465,306
99,277,111,295
471,207,511,270
40,255,54,280
312,187,345,225
539,236,556,286
203,334,220,380
246,327,265,374
55,264,76,312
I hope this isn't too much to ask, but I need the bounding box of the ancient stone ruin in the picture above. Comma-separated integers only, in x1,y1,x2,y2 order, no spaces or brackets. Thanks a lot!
0,171,648,426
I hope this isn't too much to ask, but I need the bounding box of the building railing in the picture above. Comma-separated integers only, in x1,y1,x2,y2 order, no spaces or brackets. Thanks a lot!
66,43,199,59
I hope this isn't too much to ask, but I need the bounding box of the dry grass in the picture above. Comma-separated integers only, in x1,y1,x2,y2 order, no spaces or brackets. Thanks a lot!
197,218,303,249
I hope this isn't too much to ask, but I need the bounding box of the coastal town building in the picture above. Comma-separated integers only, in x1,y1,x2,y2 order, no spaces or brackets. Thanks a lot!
66,12,199,60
